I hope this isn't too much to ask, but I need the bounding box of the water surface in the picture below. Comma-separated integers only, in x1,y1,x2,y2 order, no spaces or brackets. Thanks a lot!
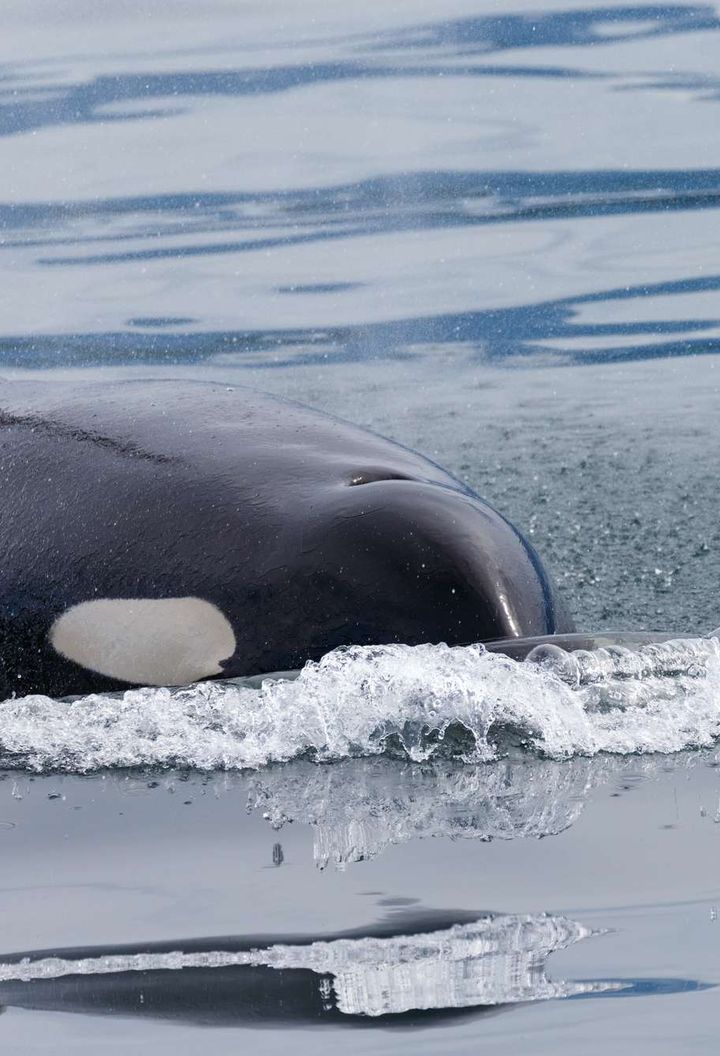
1,0,720,1051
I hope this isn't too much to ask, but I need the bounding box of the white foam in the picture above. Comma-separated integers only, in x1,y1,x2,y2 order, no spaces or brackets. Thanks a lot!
1,638,720,773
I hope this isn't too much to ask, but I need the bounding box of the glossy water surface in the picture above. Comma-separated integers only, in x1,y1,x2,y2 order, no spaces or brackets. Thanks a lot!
2,1,720,1051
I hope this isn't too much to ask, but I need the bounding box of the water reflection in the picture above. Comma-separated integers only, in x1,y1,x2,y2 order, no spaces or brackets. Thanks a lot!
366,4,720,54
3,160,720,369
3,4,720,374
245,752,709,869
624,70,720,102
1,266,717,369
248,756,594,869
0,913,620,1026
0,909,707,1027
3,5,718,140
0,65,370,139
3,169,719,259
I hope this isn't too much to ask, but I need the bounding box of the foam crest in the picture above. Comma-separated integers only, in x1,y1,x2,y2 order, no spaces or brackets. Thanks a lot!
1,638,719,772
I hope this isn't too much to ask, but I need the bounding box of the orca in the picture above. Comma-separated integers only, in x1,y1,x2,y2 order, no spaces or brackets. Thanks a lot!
0,379,572,698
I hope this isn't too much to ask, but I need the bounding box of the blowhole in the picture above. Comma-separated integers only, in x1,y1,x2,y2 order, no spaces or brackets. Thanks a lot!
349,469,414,487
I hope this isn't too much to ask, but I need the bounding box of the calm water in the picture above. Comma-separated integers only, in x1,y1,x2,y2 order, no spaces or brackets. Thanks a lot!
1,1,720,1051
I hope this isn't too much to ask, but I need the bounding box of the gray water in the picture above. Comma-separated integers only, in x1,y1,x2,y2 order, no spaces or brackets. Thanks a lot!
2,0,720,1051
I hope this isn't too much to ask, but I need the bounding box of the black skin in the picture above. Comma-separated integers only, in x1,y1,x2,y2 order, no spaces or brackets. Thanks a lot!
0,379,573,698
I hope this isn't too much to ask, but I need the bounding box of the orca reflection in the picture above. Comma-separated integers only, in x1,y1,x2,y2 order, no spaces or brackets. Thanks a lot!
246,750,709,869
0,913,615,1027
249,755,601,868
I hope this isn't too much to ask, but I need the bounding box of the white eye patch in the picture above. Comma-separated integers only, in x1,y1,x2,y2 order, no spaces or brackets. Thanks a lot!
49,597,236,687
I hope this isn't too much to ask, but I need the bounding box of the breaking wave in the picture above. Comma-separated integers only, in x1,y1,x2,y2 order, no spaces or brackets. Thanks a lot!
1,637,719,773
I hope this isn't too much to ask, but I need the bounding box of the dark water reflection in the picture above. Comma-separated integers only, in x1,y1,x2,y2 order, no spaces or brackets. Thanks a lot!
0,912,707,1028
0,747,718,1049
0,754,716,1033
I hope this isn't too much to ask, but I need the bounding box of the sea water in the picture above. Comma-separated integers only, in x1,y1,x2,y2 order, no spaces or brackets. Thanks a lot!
1,0,720,1051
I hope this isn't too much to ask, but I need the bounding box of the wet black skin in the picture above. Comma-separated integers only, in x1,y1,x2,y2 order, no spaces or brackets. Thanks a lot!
0,379,573,698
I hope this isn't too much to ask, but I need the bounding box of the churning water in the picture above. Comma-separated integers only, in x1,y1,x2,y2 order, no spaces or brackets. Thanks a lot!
2,637,720,772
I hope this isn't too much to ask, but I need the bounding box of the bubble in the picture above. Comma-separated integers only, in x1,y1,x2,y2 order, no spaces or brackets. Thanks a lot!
526,644,581,687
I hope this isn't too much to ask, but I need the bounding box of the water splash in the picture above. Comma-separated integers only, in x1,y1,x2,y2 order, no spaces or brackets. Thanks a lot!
1,638,719,773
